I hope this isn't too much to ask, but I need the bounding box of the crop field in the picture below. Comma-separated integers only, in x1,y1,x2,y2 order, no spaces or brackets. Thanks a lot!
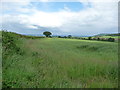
82,36,120,39
0,31,2,89
93,36,120,39
2,32,118,88
99,36,120,39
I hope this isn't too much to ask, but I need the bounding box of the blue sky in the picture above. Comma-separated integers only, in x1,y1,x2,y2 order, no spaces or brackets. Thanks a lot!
30,2,85,12
3,2,86,14
1,0,118,36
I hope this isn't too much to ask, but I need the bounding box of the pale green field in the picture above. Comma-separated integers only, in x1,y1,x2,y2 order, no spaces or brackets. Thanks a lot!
96,36,120,39
82,36,120,39
0,31,2,38
3,37,118,88
0,32,2,89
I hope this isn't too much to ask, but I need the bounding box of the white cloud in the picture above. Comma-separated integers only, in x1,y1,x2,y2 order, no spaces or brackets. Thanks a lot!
1,0,118,35
2,0,119,2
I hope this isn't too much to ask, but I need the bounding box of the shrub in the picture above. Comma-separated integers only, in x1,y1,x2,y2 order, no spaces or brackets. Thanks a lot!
88,37,92,40
107,37,115,42
2,31,23,58
58,36,61,38
97,37,100,41
68,35,72,38
64,36,67,38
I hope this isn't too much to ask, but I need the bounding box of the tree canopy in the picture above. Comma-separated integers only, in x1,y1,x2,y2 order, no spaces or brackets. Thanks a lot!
43,31,52,37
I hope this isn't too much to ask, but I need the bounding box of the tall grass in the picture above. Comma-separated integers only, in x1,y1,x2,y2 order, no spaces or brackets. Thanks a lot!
2,32,118,88
0,31,2,89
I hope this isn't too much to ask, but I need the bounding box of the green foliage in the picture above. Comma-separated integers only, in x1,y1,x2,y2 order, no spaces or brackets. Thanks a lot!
97,37,100,41
88,37,92,40
68,35,72,38
43,31,52,37
2,31,23,58
106,33,120,36
2,33,118,88
107,37,115,42
58,36,61,38
95,33,120,36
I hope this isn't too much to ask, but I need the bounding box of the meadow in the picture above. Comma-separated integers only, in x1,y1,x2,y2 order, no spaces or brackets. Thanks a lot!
2,31,118,88
82,36,120,40
0,31,2,89
99,36,120,39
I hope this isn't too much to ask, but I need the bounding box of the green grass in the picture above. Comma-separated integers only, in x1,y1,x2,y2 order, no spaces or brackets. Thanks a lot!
97,36,120,39
0,31,2,38
2,32,118,88
82,36,120,39
0,31,2,89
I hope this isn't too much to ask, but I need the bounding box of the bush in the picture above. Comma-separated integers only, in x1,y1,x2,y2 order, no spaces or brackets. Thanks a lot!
64,36,67,38
88,37,92,40
97,37,100,41
107,37,115,42
68,35,72,38
2,31,23,58
58,36,61,38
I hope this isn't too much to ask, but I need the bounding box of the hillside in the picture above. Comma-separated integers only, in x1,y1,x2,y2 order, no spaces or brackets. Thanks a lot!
0,31,1,89
106,33,120,36
95,33,120,36
2,31,118,88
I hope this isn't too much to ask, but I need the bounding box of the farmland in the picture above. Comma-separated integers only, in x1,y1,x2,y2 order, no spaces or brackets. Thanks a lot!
2,31,118,88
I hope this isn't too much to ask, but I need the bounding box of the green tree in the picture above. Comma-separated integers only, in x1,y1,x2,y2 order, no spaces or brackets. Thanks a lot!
108,37,115,42
88,37,92,40
43,31,52,37
68,35,72,38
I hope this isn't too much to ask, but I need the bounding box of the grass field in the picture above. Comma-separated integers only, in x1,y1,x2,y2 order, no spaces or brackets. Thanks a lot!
0,31,2,89
2,32,118,88
94,36,120,39
100,36,120,39
82,36,120,39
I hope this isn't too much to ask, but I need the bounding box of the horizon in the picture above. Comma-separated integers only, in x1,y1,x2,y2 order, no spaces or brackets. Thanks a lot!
1,0,118,36
2,30,119,37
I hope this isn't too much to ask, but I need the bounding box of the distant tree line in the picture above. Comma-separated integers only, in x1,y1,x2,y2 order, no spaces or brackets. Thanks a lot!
80,37,115,42
42,31,115,42
57,35,115,42
88,37,115,42
58,35,72,38
106,33,120,36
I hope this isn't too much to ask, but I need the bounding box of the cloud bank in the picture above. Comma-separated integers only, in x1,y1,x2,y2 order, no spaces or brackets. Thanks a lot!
1,0,118,36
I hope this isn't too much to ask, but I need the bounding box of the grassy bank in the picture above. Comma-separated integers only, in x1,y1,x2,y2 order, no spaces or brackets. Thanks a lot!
2,31,118,88
0,31,2,89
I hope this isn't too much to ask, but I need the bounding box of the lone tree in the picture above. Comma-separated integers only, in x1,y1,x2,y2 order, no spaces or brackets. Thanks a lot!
68,35,72,38
43,31,52,37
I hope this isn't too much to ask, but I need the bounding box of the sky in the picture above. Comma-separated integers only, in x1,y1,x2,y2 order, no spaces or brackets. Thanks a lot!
1,0,119,36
